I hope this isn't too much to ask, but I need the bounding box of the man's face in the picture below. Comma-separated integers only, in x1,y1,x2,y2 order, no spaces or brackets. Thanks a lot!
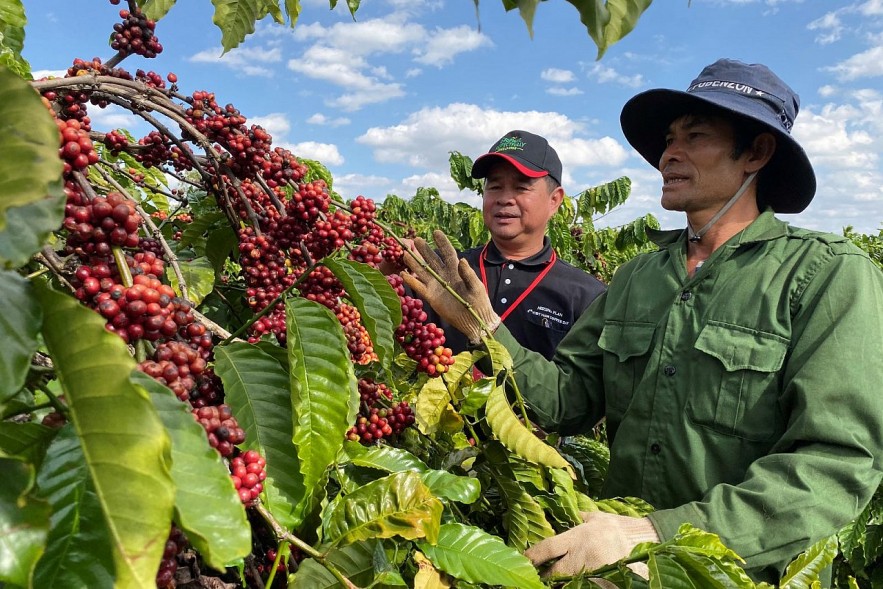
658,114,750,213
482,160,562,252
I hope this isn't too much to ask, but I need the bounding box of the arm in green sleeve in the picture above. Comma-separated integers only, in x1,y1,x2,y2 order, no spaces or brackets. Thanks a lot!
494,292,609,436
650,251,883,575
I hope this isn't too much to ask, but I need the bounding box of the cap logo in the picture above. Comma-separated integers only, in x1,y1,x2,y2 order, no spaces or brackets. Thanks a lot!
494,136,527,153
688,80,765,97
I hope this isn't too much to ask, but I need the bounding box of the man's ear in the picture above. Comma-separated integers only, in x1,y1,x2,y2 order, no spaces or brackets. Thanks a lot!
550,185,565,213
746,132,776,173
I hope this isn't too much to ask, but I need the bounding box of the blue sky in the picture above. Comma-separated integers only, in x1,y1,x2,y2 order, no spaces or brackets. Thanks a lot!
24,0,883,234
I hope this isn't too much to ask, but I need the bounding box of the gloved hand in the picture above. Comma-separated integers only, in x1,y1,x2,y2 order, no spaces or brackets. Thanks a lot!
524,511,659,578
402,230,500,345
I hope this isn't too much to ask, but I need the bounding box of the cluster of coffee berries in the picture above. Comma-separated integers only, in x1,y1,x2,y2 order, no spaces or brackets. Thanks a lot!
57,118,98,173
192,404,246,457
346,402,415,444
112,8,162,58
156,526,187,588
387,275,455,376
230,450,267,505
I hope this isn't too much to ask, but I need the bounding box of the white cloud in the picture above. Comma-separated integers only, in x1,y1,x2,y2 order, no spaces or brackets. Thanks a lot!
807,11,844,44
306,113,351,127
541,68,576,83
189,46,282,77
413,25,491,67
284,141,345,166
88,104,143,132
860,0,883,16
818,85,838,97
824,46,883,80
547,87,584,96
249,113,291,142
32,69,67,79
583,63,644,88
356,103,630,190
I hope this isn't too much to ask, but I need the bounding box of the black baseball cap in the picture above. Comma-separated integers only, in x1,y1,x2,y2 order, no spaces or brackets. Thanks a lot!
471,130,562,185
620,58,816,213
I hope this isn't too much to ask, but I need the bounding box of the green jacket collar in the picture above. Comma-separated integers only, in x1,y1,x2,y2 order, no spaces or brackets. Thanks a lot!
646,209,789,250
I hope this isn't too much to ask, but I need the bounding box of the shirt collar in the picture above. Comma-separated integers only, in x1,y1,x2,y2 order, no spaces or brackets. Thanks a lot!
646,209,789,249
483,237,554,266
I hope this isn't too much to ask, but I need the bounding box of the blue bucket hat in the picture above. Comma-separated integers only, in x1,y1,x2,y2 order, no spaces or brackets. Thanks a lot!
620,58,816,213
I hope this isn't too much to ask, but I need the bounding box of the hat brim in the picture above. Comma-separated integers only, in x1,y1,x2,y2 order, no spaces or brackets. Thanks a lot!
471,153,549,181
620,89,816,213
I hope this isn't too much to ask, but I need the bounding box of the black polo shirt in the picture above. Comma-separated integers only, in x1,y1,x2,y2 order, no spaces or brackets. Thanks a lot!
425,238,606,360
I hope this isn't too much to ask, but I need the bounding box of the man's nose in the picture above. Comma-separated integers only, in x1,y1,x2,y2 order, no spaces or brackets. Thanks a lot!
659,141,683,169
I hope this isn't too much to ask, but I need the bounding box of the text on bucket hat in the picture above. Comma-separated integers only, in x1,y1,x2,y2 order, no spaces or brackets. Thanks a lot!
471,130,563,185
619,58,816,213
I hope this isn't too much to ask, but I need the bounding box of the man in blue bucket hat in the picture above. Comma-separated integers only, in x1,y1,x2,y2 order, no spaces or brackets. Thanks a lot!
403,59,883,583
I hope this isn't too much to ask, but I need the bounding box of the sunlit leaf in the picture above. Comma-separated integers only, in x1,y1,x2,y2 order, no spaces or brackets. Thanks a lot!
0,65,62,231
214,342,305,529
0,180,65,270
417,523,545,589
34,283,174,588
289,540,379,588
287,297,359,527
137,372,250,570
485,381,571,471
167,255,214,305
779,535,838,589
322,471,442,546
415,376,453,436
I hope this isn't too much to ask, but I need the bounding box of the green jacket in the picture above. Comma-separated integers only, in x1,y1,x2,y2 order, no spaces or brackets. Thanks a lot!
495,211,883,582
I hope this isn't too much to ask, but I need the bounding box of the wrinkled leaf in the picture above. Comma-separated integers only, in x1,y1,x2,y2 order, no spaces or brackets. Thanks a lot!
417,523,545,589
287,297,359,527
0,65,62,230
212,0,284,52
34,283,174,588
167,255,214,305
33,424,115,589
322,471,442,547
137,372,250,570
141,0,177,21
459,376,494,416
490,466,555,551
420,470,480,505
0,271,41,401
413,550,453,589
214,341,305,529
0,0,30,78
779,535,838,589
485,381,571,471
344,440,429,473
0,422,54,468
416,376,452,436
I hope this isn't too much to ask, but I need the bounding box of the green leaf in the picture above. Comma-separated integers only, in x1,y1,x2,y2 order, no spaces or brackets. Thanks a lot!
485,338,513,373
459,376,494,416
344,440,429,472
0,422,54,467
290,540,379,588
287,297,359,527
33,424,116,589
0,64,62,231
779,535,838,589
417,523,545,589
0,179,65,270
0,271,41,401
488,464,555,551
448,151,482,194
33,283,175,588
284,0,302,28
167,256,215,305
441,350,478,397
416,375,453,435
0,456,49,586
559,434,609,496
179,210,223,254
595,496,655,517
599,0,653,60
137,372,250,570
214,341,306,529
322,471,443,546
324,258,402,372
485,381,571,471
205,225,238,273
211,0,285,52
420,470,481,505
647,552,697,589
0,1,30,79
141,0,178,21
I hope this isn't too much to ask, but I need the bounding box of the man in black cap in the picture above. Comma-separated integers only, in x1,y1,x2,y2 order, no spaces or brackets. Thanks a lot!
427,130,605,360
403,60,883,583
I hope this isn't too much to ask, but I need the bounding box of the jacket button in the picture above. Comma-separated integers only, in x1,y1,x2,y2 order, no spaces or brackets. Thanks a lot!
650,443,662,454
663,364,676,376
680,290,692,301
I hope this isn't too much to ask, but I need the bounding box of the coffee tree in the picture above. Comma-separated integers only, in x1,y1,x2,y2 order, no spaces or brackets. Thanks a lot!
0,2,875,589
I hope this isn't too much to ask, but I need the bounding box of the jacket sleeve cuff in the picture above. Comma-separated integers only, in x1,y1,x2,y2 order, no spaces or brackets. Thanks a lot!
647,503,708,541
